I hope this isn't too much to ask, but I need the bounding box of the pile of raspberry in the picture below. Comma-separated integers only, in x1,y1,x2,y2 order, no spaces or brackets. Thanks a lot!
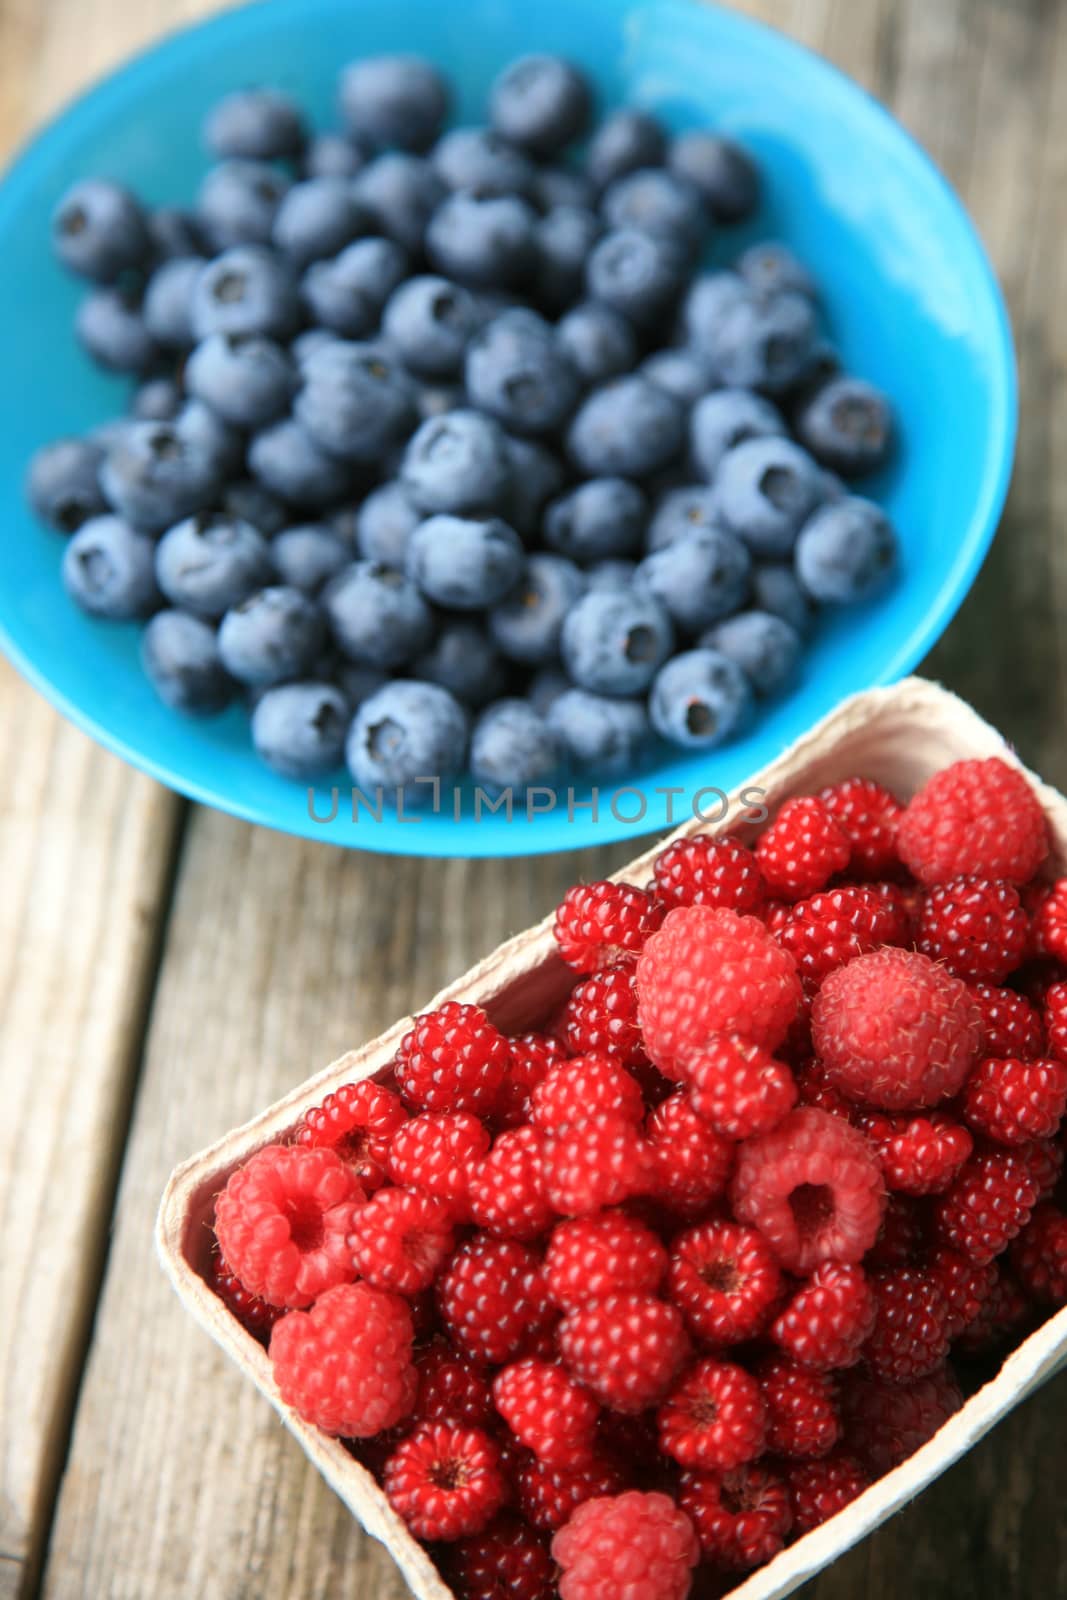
209,754,1067,1600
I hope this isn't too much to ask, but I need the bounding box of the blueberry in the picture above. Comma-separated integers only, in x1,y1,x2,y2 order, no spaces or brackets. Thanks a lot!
339,55,449,152
414,620,508,708
681,270,750,353
531,166,596,212
716,436,826,556
303,132,368,181
738,241,816,300
217,585,325,686
155,513,273,617
702,289,817,393
502,435,566,541
751,561,813,635
640,347,715,407
586,227,687,327
197,160,292,250
295,340,415,463
62,515,160,619
191,247,300,341
668,133,759,223
142,256,202,349
269,177,369,269
291,328,341,369
586,558,638,591
548,688,649,774
271,524,350,594
250,681,348,777
301,236,409,337
141,609,234,713
636,524,750,632
131,378,183,422
568,376,685,479
431,126,536,199
347,678,469,801
325,560,434,666
147,207,206,261
556,302,637,386
488,552,585,664
689,388,785,480
489,54,591,157
26,436,106,533
100,420,221,534
543,478,646,562
51,178,150,282
585,109,667,191
650,647,753,748
426,193,539,290
75,287,161,374
646,485,724,551
382,274,478,379
401,409,513,516
220,479,289,538
417,382,463,420
470,698,561,796
406,514,525,610
527,667,570,716
465,309,580,436
176,398,245,477
355,481,421,567
204,88,306,161
186,332,295,428
794,496,898,604
561,588,674,695
601,168,707,255
351,153,445,254
248,418,355,509
701,609,801,697
537,206,602,311
334,661,388,707
794,376,892,477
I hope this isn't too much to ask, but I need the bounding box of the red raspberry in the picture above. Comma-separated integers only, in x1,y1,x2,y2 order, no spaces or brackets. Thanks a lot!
667,1220,783,1345
493,1359,599,1466
552,1492,699,1600
863,1267,950,1382
542,1116,650,1216
448,1514,555,1600
545,1210,668,1309
470,1126,554,1240
917,877,1029,983
953,1265,1030,1354
396,1003,509,1116
645,1091,734,1216
757,1353,841,1459
786,1453,869,1535
561,965,647,1068
794,1058,852,1120
774,884,912,988
214,1144,364,1309
838,1364,962,1475
925,1245,996,1339
558,1293,690,1413
755,796,851,900
732,1107,885,1274
812,948,981,1110
657,1359,766,1472
679,1463,791,1570
297,1079,407,1192
348,1184,454,1295
896,757,1049,886
868,1194,928,1269
1034,880,1067,961
652,833,766,914
208,1248,283,1341
384,1422,506,1541
269,1280,415,1436
387,1110,491,1220
413,1342,494,1429
819,777,903,878
636,905,803,1070
933,1144,1043,1262
518,1454,628,1533
971,983,1045,1059
438,1235,552,1365
962,1055,1067,1145
1019,1135,1064,1198
531,1053,645,1130
1011,1203,1067,1303
686,1036,797,1139
770,1263,876,1371
554,880,664,972
1044,981,1067,1063
856,1112,973,1195
495,1033,567,1129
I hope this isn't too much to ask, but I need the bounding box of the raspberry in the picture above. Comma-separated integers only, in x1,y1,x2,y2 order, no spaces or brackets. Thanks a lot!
962,1055,1067,1145
917,877,1029,983
667,1220,783,1345
679,1463,791,1570
812,948,981,1110
413,1342,494,1429
652,833,766,914
384,1422,506,1541
552,1492,699,1600
686,1035,797,1139
297,1078,407,1192
494,1033,567,1129
470,1126,554,1240
214,1144,364,1309
269,1281,416,1436
657,1357,766,1474
396,1003,509,1116
786,1453,869,1535
542,1116,650,1215
636,905,803,1070
755,796,851,900
518,1454,629,1533
953,1265,1031,1354
1019,1135,1064,1198
558,1293,690,1413
933,1143,1043,1263
794,1058,852,1120
757,1353,841,1459
971,982,1045,1059
1011,1203,1067,1303
545,1210,668,1310
1044,981,1067,1063
770,1263,876,1371
819,777,903,878
732,1108,885,1274
438,1235,552,1365
348,1185,454,1294
208,1248,283,1340
554,880,664,972
863,1267,951,1382
1034,880,1067,961
645,1091,734,1216
560,964,647,1068
774,884,912,988
896,757,1049,887
493,1359,599,1466
448,1514,555,1600
387,1110,491,1220
856,1112,973,1196
925,1245,996,1339
531,1053,645,1130
838,1364,962,1476
868,1194,928,1268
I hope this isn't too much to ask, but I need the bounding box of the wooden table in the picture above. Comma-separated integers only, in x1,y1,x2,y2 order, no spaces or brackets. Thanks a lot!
2,0,1065,1595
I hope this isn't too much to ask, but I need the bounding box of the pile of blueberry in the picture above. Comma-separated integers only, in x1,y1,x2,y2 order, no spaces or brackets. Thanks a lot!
28,52,898,796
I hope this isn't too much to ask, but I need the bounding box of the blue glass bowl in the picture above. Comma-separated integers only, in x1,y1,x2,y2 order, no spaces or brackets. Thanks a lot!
0,0,1015,856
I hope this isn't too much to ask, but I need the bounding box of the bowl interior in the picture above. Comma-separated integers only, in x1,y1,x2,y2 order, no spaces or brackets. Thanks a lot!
0,0,1015,856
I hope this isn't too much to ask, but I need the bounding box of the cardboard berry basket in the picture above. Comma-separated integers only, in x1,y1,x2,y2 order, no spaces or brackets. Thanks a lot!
157,675,1067,1600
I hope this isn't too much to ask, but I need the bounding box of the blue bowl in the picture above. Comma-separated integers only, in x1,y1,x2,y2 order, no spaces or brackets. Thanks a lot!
0,0,1015,857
